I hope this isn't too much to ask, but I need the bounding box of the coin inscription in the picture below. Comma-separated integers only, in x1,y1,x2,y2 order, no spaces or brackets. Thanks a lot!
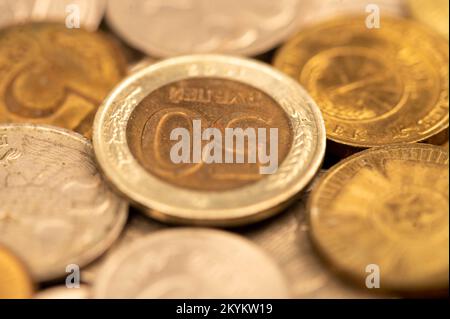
127,77,293,191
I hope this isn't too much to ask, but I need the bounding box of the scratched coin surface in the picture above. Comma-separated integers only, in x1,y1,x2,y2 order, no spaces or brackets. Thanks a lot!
308,144,449,292
0,0,107,31
0,124,128,282
93,55,326,226
0,245,34,299
408,0,449,39
274,16,449,147
0,23,126,138
93,229,289,298
106,0,307,57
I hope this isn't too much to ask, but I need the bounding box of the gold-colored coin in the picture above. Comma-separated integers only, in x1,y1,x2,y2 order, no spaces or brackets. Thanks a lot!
308,144,449,292
0,245,34,299
408,0,449,39
274,16,449,148
0,23,126,138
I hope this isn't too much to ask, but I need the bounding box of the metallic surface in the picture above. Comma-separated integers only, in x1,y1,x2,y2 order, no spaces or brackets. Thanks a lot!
0,0,106,31
93,55,326,226
0,124,128,282
0,245,33,299
93,229,289,298
106,0,307,57
308,144,449,292
408,0,449,39
274,16,449,148
0,23,126,138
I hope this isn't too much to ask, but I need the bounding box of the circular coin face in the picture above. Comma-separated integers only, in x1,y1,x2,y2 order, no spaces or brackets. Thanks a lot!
408,0,449,39
308,144,449,292
0,124,128,282
274,16,449,148
0,0,107,31
106,0,307,57
93,55,326,226
0,23,126,138
0,245,33,299
93,229,289,298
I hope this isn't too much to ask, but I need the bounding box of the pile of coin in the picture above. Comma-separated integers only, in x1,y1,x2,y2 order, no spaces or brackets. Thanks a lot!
0,0,448,299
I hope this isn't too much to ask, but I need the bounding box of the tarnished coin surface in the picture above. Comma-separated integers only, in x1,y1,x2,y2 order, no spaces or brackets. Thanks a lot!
93,229,289,298
93,55,326,226
0,124,128,282
0,23,126,138
0,0,106,31
0,245,34,299
408,0,449,39
308,144,449,292
274,16,449,148
106,0,307,57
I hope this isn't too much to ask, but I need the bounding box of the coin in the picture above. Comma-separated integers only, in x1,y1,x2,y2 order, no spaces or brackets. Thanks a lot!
0,245,34,299
93,228,289,298
408,0,449,39
0,124,128,282
106,0,308,57
0,0,106,31
308,144,449,292
274,16,449,148
34,285,90,299
0,23,126,138
93,55,326,226
127,57,157,75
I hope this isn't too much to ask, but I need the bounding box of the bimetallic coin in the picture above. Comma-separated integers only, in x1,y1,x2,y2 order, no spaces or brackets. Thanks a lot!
308,144,449,292
93,55,326,226
0,124,128,282
0,23,126,138
0,245,33,299
408,0,449,39
93,229,289,298
0,0,106,31
274,16,449,148
34,285,90,299
106,0,308,57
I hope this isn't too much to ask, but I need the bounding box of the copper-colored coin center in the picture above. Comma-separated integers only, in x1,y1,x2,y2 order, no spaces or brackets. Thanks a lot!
127,77,293,191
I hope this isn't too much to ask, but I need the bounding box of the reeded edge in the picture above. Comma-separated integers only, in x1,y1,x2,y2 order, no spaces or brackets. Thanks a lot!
0,123,129,282
93,228,290,299
307,143,450,293
273,15,450,148
93,54,326,226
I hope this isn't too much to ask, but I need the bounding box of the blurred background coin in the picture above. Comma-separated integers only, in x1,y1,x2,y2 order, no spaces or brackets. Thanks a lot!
0,0,106,31
308,144,449,293
0,23,126,138
408,0,449,39
0,245,34,299
0,124,128,282
93,55,326,226
106,0,308,57
93,229,289,298
274,16,449,148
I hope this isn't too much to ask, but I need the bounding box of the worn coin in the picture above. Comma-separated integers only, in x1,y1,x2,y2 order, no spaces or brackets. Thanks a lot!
274,16,449,148
93,55,326,226
0,124,128,282
93,228,289,298
408,0,449,39
0,23,126,138
0,0,106,31
0,245,34,299
106,0,308,57
308,144,449,292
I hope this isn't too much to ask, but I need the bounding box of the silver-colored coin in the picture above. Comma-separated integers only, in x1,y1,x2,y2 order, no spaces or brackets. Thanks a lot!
106,0,308,57
0,0,106,31
0,124,128,282
34,285,90,299
93,229,290,298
